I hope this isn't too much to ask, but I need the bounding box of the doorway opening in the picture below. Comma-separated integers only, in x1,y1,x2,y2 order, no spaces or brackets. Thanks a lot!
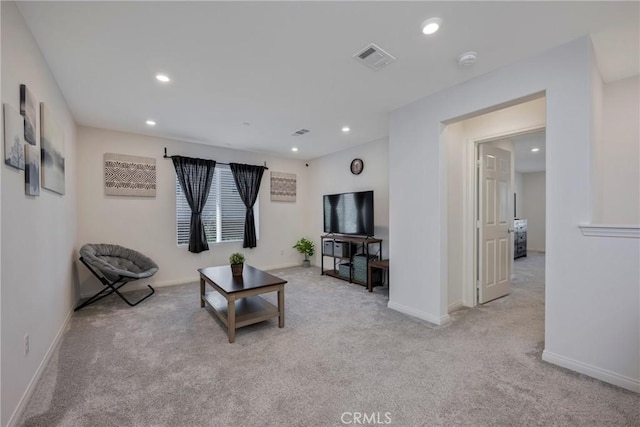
443,94,547,311
475,130,546,305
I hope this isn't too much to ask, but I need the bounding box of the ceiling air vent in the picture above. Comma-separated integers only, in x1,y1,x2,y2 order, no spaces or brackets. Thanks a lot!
353,43,396,71
291,128,310,136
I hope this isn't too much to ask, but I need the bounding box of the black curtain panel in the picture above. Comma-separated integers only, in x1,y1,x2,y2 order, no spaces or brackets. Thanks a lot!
172,156,216,253
230,163,265,248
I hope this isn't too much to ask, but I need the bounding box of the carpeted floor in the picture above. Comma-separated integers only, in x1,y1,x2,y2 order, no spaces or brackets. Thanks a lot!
19,253,639,426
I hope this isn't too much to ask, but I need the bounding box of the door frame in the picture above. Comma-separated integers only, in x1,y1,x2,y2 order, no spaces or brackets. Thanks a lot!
462,125,546,307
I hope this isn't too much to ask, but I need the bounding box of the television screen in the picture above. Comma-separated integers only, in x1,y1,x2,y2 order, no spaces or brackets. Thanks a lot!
323,190,374,236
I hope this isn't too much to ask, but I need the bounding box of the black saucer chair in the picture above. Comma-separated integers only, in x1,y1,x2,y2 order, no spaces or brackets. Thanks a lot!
75,243,158,311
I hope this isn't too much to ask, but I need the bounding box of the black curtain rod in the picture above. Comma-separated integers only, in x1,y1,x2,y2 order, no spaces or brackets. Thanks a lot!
163,147,268,169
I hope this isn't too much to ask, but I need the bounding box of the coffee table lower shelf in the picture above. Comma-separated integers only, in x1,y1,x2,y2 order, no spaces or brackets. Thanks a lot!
203,291,279,329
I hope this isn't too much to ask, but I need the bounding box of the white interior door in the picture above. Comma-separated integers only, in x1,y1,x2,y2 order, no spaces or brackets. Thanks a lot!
478,144,512,303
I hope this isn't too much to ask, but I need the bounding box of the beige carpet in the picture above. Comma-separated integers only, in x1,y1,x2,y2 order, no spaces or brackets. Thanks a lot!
19,254,639,426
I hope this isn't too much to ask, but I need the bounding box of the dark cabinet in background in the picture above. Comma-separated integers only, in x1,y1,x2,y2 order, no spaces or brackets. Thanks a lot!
514,219,527,259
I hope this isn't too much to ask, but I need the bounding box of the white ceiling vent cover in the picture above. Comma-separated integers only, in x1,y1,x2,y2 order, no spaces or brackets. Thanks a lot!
291,128,310,136
353,43,396,71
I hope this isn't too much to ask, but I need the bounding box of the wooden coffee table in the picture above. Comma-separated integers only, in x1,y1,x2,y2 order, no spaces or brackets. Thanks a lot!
198,265,286,343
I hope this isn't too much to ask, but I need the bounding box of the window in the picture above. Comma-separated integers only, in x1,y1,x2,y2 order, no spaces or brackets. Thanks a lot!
176,165,257,246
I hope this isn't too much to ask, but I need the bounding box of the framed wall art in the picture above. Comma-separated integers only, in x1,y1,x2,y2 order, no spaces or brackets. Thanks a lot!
40,102,65,195
20,84,37,145
25,144,40,196
104,153,156,197
3,104,26,169
270,171,296,202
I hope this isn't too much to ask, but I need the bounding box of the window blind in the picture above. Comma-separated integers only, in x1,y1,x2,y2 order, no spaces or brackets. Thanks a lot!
176,165,255,246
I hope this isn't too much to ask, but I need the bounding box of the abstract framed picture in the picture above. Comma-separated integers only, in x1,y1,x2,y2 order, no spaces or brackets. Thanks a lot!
20,84,37,145
270,171,296,202
3,104,26,169
40,102,65,195
104,153,156,197
25,144,40,196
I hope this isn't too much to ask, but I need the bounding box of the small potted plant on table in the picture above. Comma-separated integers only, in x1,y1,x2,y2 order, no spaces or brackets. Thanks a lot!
293,237,315,268
229,253,245,276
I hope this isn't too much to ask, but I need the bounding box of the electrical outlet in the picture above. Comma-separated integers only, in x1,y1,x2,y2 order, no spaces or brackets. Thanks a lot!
24,334,29,356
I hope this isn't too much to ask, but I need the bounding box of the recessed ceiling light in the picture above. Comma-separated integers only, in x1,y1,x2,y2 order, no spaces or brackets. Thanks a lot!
291,147,298,152
146,120,156,126
342,126,350,133
155,73,170,83
421,17,442,35
531,148,540,152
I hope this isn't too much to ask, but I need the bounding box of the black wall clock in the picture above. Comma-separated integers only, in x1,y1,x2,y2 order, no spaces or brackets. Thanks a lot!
350,158,364,175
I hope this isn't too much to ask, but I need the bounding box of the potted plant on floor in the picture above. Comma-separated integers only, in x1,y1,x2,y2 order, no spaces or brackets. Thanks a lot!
229,253,245,276
293,237,315,268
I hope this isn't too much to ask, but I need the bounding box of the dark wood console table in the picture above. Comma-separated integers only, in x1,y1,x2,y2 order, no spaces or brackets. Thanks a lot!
367,259,389,292
320,234,383,288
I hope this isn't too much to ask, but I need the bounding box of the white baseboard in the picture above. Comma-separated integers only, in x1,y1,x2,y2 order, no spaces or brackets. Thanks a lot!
542,350,640,393
259,262,300,271
387,300,450,326
80,264,302,298
153,277,199,287
448,300,464,313
527,249,546,253
80,277,199,299
7,308,74,427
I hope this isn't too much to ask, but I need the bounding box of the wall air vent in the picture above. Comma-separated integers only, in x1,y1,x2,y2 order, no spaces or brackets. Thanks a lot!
353,43,396,71
291,129,310,136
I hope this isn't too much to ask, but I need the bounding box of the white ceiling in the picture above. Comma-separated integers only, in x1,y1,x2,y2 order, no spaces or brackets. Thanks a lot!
17,1,639,160
511,130,546,173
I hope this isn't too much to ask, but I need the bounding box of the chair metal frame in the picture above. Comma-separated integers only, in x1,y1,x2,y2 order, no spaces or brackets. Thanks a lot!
75,256,155,311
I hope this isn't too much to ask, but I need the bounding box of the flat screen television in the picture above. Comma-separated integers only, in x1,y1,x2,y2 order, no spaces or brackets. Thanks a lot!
323,190,374,236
